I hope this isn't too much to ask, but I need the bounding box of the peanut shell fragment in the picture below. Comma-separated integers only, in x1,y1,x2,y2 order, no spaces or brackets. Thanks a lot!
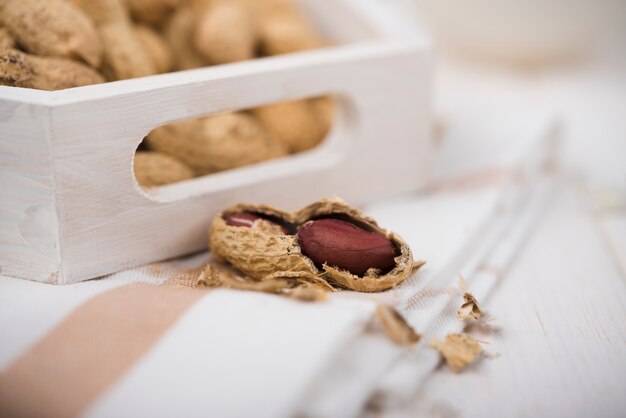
198,263,332,302
376,305,421,346
429,333,484,373
457,292,483,321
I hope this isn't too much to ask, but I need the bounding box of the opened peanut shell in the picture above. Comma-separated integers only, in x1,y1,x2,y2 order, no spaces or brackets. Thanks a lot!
208,199,414,292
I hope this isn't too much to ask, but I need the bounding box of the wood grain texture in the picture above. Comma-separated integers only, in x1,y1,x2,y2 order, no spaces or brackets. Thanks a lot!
402,183,626,418
0,96,62,282
0,0,432,284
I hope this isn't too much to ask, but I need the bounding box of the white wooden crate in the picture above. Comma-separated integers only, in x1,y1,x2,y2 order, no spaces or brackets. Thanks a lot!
0,0,432,284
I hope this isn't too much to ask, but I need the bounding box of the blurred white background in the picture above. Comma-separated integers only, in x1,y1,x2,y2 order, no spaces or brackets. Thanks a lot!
390,0,626,204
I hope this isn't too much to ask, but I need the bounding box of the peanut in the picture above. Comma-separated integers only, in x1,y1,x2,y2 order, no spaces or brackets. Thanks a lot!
242,1,331,154
255,2,323,56
310,96,335,138
134,151,194,188
0,27,16,50
126,0,183,27
0,0,102,68
0,50,33,88
209,199,414,292
253,100,327,153
146,112,288,175
297,219,398,277
134,25,174,73
69,0,157,80
1,49,104,90
193,0,257,64
163,6,209,70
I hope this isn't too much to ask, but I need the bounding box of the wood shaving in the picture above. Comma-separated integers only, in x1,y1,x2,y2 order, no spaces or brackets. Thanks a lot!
456,292,483,321
375,304,421,346
197,263,330,302
429,333,484,373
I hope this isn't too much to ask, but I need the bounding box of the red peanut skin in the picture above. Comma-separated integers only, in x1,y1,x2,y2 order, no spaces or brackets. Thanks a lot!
297,219,398,276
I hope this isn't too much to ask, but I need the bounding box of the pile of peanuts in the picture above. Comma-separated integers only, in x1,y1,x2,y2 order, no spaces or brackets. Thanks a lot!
0,0,333,187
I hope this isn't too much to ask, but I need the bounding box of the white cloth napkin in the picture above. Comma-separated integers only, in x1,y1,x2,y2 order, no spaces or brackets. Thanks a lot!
0,109,557,418
298,109,558,417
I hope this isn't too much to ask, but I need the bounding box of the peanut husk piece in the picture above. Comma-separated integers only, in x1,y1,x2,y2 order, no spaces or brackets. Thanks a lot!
457,292,483,321
429,333,484,373
198,263,331,302
209,198,414,292
376,305,421,346
411,260,427,274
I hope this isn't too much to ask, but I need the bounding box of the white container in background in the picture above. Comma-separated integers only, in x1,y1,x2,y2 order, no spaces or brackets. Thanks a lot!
413,0,624,63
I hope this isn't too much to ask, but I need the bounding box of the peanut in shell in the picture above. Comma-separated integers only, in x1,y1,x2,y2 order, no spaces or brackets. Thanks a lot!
134,151,194,188
0,0,103,68
70,0,157,80
163,6,209,70
253,100,327,153
126,0,183,27
134,24,174,73
0,49,104,90
193,0,257,64
209,199,414,292
146,112,288,175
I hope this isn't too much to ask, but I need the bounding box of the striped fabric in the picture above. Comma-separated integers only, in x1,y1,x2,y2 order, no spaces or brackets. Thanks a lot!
0,111,557,418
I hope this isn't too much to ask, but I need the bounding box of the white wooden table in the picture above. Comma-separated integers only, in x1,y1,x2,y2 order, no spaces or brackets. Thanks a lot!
374,8,626,415
406,182,626,418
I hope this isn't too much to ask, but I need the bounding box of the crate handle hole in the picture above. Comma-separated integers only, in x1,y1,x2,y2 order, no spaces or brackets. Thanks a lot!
132,95,352,202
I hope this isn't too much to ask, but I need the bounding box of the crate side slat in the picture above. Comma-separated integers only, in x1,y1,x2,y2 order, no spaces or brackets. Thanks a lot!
49,42,431,282
0,100,62,282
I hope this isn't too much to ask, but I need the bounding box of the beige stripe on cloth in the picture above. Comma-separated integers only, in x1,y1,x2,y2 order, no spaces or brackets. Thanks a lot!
0,282,207,418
